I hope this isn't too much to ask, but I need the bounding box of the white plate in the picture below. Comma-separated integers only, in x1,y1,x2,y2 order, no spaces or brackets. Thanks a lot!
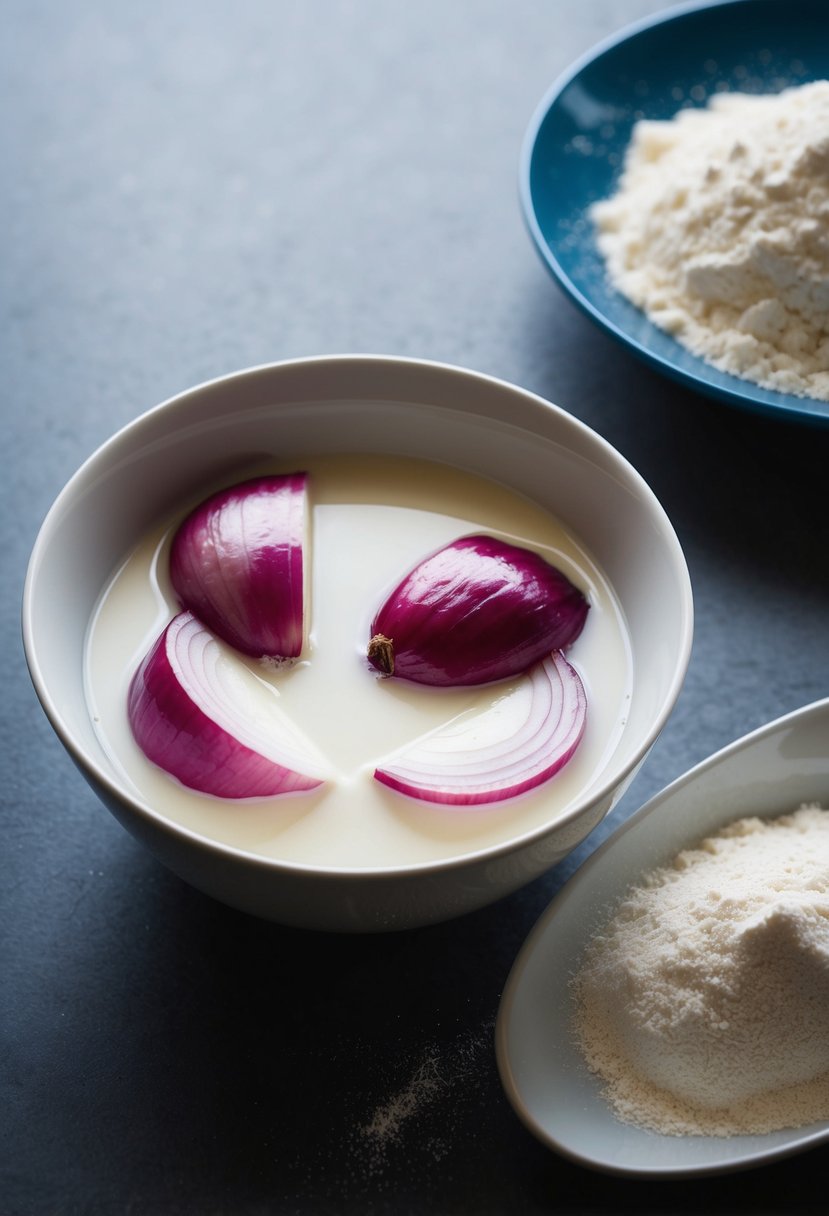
496,698,829,1176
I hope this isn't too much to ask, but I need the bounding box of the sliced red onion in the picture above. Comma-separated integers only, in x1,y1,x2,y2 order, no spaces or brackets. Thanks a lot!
374,651,587,805
367,534,588,686
128,612,328,799
170,473,307,659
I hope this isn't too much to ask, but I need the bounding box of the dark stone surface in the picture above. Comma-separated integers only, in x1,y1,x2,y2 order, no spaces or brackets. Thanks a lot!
3,1,828,1212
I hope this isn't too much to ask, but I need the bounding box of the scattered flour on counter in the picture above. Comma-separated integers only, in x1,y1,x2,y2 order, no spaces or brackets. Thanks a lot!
359,1048,446,1147
592,81,829,401
353,1023,494,1177
572,804,829,1136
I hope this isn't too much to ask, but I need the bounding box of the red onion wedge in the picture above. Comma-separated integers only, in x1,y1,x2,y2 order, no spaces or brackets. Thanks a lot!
128,612,329,799
374,651,587,806
170,473,307,659
367,534,588,686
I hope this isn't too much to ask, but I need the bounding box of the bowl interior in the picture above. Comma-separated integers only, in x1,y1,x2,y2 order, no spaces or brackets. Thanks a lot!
25,358,691,862
522,0,829,427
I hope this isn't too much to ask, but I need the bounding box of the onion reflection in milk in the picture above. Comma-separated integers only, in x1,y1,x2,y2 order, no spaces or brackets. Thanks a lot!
84,456,632,869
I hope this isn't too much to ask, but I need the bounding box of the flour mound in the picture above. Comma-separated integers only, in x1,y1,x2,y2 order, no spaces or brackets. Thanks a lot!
573,805,829,1136
592,81,829,401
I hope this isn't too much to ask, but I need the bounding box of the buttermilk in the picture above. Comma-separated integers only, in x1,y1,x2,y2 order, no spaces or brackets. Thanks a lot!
84,455,632,870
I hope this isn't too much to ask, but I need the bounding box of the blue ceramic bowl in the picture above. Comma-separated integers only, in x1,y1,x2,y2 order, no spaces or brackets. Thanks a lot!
521,0,829,427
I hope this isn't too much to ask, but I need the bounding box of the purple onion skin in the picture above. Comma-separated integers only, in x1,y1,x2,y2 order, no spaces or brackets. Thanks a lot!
128,617,322,798
368,535,589,686
170,474,306,659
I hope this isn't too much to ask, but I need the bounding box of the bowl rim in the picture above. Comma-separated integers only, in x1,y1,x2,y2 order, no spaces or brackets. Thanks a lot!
518,0,829,428
22,353,694,880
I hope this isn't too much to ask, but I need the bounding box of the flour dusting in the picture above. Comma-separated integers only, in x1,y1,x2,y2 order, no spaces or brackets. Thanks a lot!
352,1022,494,1178
359,1049,446,1144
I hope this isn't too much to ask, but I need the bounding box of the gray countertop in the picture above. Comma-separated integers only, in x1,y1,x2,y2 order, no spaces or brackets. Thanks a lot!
4,1,828,1212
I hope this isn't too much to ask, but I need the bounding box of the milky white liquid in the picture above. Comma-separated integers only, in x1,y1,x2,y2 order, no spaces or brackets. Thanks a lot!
84,456,632,869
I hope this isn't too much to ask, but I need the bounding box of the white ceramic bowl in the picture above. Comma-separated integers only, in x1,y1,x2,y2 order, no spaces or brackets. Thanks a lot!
23,356,693,931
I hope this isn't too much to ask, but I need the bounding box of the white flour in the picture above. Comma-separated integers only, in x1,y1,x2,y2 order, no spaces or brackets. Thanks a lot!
592,81,829,401
572,805,829,1136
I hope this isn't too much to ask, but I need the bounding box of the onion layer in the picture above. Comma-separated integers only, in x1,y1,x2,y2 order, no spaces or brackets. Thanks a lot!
170,473,307,659
373,651,587,805
128,612,328,799
367,534,588,686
